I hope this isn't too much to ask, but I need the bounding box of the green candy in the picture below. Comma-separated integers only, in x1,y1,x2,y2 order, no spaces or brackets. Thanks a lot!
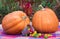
33,33,39,37
44,36,48,39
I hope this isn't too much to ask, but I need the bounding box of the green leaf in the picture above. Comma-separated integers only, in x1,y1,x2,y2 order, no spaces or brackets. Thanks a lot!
0,0,3,8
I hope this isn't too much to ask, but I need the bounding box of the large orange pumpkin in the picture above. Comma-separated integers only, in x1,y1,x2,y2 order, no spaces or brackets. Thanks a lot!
2,11,30,34
32,6,59,33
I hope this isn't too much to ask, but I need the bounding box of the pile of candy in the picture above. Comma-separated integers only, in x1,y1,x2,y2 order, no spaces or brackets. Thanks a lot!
22,25,52,39
28,28,52,38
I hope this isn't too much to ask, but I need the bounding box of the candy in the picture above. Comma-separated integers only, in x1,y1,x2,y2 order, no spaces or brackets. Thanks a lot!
38,33,41,36
28,25,34,34
31,31,37,36
37,33,41,38
44,34,48,39
48,34,52,37
29,31,42,38
45,34,48,36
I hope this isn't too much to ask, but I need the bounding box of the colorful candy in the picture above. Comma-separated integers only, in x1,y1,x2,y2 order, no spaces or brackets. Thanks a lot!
48,34,52,37
22,24,52,39
29,31,42,38
44,34,48,39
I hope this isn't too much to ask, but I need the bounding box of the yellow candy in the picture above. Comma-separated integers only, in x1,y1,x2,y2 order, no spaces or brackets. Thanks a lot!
48,34,52,37
38,33,41,36
31,34,34,36
31,31,37,36
33,31,37,34
44,34,52,37
37,33,41,38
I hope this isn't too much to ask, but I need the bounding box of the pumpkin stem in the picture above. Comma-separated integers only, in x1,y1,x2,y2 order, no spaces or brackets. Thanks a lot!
38,5,45,10
22,16,27,20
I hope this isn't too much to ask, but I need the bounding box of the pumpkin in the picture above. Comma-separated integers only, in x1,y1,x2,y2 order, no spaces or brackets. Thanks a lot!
32,5,59,33
2,11,30,34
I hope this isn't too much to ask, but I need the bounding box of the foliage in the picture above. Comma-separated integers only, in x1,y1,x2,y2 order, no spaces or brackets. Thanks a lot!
0,0,57,16
0,0,20,17
0,0,58,23
32,0,57,12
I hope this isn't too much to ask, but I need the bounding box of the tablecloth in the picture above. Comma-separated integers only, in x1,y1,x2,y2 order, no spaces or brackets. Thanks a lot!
0,22,60,39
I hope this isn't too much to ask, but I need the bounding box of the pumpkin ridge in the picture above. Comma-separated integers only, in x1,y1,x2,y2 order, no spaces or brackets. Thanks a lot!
5,21,25,34
5,19,23,31
5,18,29,34
45,12,50,33
4,16,28,31
43,11,49,33
39,13,42,32
3,19,21,30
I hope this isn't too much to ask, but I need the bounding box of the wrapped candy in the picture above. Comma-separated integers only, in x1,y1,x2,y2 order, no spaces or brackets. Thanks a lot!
22,24,34,36
44,34,48,39
29,31,42,38
44,34,52,39
22,23,52,38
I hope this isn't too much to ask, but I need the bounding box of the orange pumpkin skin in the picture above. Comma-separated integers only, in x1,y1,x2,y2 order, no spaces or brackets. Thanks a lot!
2,11,30,34
32,8,59,33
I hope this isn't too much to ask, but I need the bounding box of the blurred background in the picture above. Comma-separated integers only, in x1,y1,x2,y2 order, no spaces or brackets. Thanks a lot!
0,0,60,24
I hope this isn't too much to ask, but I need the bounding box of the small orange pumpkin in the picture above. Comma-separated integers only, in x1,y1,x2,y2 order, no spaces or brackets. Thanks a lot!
2,11,30,34
32,5,59,33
